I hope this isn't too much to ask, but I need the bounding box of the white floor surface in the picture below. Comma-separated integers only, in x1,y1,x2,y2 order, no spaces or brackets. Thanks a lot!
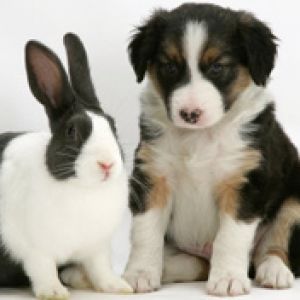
0,281,299,300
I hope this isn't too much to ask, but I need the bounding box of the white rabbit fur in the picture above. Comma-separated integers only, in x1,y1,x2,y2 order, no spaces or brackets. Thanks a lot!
0,34,132,299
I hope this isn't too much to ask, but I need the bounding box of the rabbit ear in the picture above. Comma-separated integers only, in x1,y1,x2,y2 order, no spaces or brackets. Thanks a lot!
25,41,74,123
63,33,101,111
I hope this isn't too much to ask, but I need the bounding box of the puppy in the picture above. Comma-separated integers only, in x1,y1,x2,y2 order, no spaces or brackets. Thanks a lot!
123,3,300,297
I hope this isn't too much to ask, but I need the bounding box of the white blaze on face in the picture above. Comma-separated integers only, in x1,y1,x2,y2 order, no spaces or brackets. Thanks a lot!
171,22,224,129
76,112,123,186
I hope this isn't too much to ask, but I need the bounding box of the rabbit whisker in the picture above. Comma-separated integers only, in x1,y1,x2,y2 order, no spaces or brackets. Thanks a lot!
77,130,83,143
54,169,75,177
52,165,74,173
65,145,80,153
56,151,78,159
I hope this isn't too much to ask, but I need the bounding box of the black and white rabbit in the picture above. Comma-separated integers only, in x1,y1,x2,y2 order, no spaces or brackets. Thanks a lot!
0,33,132,299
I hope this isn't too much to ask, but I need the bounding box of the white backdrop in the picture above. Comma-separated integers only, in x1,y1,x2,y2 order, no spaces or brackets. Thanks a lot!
0,1,300,299
1,0,300,158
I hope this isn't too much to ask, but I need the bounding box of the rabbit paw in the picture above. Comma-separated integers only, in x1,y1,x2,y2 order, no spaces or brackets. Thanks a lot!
34,282,69,300
60,266,92,290
94,275,133,294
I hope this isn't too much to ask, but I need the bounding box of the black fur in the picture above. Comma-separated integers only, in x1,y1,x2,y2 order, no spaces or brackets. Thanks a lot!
238,104,300,221
139,113,162,142
0,247,28,287
45,105,93,179
129,154,153,215
128,2,276,214
26,41,75,133
0,133,24,164
26,34,119,180
236,11,277,86
289,224,300,276
129,113,163,215
129,9,168,83
129,3,277,85
64,33,102,112
0,33,123,287
129,3,300,277
128,3,277,117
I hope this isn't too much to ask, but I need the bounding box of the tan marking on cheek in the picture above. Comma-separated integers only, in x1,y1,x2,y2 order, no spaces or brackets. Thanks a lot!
227,66,251,104
148,65,164,99
215,149,261,216
201,47,221,65
147,175,170,209
147,41,181,97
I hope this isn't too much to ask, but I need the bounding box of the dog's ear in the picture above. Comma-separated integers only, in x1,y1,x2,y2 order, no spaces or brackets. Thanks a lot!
128,9,168,83
237,11,277,86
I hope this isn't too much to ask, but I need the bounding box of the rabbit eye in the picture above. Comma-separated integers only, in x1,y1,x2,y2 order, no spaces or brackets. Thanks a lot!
66,124,77,140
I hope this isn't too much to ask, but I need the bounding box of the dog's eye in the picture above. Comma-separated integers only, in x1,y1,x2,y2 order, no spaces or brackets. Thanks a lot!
208,62,224,75
161,62,178,77
66,124,77,140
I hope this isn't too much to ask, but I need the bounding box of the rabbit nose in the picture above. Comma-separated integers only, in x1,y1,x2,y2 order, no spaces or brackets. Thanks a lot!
97,162,113,172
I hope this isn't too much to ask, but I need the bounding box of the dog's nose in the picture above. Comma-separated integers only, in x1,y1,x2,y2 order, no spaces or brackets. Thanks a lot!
179,108,202,124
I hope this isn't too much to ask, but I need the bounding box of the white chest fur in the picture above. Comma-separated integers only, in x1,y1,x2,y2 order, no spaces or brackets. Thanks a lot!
141,83,272,256
155,123,247,254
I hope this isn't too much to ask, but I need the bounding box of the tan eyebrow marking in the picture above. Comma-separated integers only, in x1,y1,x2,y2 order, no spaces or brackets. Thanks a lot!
201,47,222,65
162,40,183,63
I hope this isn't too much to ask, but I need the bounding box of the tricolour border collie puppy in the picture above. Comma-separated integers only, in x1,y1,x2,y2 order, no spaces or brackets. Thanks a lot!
123,3,300,297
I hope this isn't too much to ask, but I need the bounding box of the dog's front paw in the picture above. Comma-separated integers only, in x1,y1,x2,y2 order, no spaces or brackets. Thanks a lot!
256,256,294,289
207,271,251,297
124,269,161,293
34,282,69,300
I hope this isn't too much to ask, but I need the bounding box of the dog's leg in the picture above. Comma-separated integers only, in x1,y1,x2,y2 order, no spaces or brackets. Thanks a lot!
254,198,299,289
124,142,173,293
207,213,258,296
124,202,171,292
206,149,262,296
162,243,209,283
